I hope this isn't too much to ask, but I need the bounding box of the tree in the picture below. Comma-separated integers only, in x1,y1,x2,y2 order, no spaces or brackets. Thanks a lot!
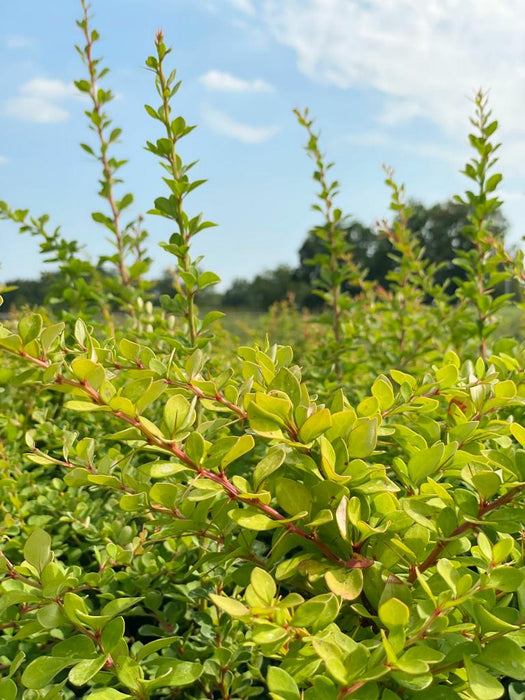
407,200,507,291
297,220,393,307
296,199,509,300
222,265,310,310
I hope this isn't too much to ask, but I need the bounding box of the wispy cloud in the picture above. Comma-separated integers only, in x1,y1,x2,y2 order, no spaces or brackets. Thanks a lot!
344,131,390,148
4,78,79,123
200,70,273,93
0,155,9,165
21,78,77,100
262,0,525,140
5,34,34,50
346,130,468,167
203,105,279,144
500,189,525,203
228,0,255,15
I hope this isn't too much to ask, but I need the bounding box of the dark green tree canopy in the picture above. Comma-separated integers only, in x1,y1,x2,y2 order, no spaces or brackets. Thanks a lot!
297,199,508,299
3,200,509,313
222,265,310,310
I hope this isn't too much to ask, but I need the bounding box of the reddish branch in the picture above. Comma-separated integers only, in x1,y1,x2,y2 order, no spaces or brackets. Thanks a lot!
408,484,525,583
79,0,130,286
46,370,371,571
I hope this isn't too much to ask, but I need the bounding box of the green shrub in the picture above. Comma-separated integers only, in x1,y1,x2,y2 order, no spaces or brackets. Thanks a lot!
0,3,524,699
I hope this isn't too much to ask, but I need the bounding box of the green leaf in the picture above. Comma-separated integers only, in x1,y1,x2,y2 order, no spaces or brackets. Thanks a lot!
88,690,132,699
147,661,202,689
102,597,142,618
276,477,312,516
222,434,254,468
478,637,525,681
24,528,52,574
142,461,190,478
65,400,108,413
310,635,350,685
471,471,501,499
325,569,363,601
378,598,409,630
486,173,502,192
62,592,89,626
510,423,525,447
71,358,105,387
119,338,141,362
37,602,67,629
209,594,250,617
267,666,301,700
347,418,377,458
229,509,281,530
40,322,64,352
436,364,459,388
250,567,277,605
474,603,518,634
407,443,444,486
163,394,195,436
69,656,107,685
372,375,395,410
489,567,524,592
74,318,87,346
52,635,97,659
464,656,504,700
135,636,180,662
253,447,287,488
197,270,221,290
115,657,144,692
201,310,225,329
299,408,333,443
101,617,125,652
0,679,17,700
0,333,24,355
150,482,179,509
291,594,340,632
247,399,285,436
18,313,42,344
22,657,73,689
304,676,338,700
120,493,146,511
185,431,206,465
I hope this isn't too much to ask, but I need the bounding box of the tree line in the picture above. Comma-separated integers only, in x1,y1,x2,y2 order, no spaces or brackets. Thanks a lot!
2,199,510,312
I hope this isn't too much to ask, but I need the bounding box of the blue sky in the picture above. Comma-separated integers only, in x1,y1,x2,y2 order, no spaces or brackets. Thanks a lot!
1,0,524,289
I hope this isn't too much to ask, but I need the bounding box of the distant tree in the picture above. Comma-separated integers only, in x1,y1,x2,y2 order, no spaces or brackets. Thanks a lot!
150,268,222,308
222,265,310,310
149,269,177,300
221,278,254,308
297,221,393,307
406,200,507,290
296,199,509,300
1,273,59,310
4,201,507,315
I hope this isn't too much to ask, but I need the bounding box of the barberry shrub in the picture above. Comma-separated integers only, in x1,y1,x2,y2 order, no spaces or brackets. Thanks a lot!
1,4,524,700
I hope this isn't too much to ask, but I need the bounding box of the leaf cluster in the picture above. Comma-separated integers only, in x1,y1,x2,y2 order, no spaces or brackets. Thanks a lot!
0,6,524,700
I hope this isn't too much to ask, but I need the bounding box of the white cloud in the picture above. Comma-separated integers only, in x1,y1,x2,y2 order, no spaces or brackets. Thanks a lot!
4,78,78,124
262,0,525,140
0,155,8,165
398,141,467,167
200,70,273,93
228,0,255,15
20,78,78,100
5,97,70,123
344,131,390,148
500,189,525,203
203,105,280,143
346,131,467,167
5,34,34,50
